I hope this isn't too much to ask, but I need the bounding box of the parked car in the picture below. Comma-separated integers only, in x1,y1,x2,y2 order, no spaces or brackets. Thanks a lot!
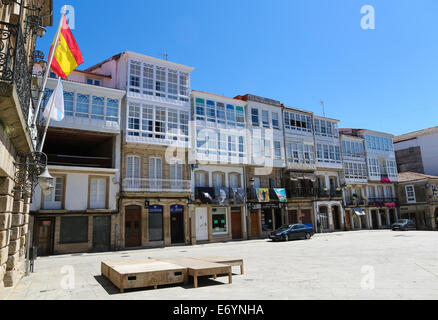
391,219,416,231
269,224,314,241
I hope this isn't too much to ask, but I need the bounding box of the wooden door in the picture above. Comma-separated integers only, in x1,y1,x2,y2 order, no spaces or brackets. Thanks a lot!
345,210,351,229
231,208,242,239
288,210,298,224
195,207,208,241
93,216,111,252
125,206,142,247
301,209,312,225
35,219,54,256
250,211,260,238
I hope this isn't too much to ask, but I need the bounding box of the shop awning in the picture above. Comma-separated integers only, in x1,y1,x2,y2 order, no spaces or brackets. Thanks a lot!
353,208,366,216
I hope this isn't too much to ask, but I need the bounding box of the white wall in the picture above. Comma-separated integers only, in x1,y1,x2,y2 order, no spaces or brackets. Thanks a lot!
418,133,438,176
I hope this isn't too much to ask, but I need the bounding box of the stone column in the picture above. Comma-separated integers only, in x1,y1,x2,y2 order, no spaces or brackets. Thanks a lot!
0,177,14,289
386,209,391,227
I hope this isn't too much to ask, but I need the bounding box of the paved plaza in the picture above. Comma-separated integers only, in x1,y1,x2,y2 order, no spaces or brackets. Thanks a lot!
1,230,438,300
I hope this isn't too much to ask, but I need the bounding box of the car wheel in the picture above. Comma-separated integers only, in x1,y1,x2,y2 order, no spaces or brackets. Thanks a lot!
305,233,311,239
403,227,408,231
284,234,289,242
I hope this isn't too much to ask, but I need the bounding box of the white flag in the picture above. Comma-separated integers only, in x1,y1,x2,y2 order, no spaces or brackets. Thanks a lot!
43,78,64,121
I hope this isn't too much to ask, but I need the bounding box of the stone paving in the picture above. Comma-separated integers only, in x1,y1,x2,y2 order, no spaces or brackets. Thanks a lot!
1,230,438,300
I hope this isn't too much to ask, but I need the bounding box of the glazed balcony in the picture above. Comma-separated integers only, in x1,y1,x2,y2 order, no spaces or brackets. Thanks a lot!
123,178,192,193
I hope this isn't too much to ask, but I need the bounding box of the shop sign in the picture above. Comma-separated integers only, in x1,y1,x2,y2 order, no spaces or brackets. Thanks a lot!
149,205,163,213
170,205,184,213
256,188,270,202
274,188,287,202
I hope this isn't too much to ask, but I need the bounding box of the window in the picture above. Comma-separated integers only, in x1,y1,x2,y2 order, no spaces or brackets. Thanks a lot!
149,157,162,189
216,102,225,120
170,159,183,190
251,108,259,126
206,100,216,118
213,172,224,187
228,135,236,157
106,98,119,122
195,171,207,187
262,110,269,128
264,140,271,157
76,94,89,118
180,112,189,138
60,216,88,244
274,141,281,159
89,177,107,209
212,207,227,234
91,96,104,120
126,156,140,189
43,176,64,209
236,106,245,126
167,69,178,99
229,174,240,188
142,64,154,95
129,61,141,92
155,107,166,139
64,91,74,116
141,105,153,136
128,103,140,136
155,66,166,95
179,72,189,98
195,98,205,118
168,109,178,139
405,185,416,203
87,79,100,86
272,112,279,129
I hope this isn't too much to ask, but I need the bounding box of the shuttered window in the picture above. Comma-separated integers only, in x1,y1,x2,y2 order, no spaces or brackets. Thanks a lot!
89,177,107,209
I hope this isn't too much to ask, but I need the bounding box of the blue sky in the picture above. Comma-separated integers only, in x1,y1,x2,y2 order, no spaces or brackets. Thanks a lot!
38,0,438,136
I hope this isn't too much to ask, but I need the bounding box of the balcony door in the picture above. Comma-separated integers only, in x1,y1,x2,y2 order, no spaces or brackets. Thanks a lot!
170,159,183,191
149,157,162,190
89,177,107,209
126,156,140,190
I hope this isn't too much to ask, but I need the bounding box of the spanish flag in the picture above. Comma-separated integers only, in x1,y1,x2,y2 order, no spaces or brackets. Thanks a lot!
49,16,84,79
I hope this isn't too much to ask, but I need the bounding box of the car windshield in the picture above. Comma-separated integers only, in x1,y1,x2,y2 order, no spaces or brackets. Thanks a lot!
397,219,408,224
277,225,291,231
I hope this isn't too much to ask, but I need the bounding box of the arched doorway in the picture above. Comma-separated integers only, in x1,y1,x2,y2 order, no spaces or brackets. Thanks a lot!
371,210,379,229
125,205,142,247
332,205,341,230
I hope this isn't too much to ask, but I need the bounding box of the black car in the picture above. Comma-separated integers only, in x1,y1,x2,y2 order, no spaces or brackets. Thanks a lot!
391,219,416,231
269,224,314,241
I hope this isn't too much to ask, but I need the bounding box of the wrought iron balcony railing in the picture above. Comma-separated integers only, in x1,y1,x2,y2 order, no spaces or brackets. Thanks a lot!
123,178,192,193
345,198,366,206
0,20,35,124
286,188,317,198
195,187,245,205
317,188,343,198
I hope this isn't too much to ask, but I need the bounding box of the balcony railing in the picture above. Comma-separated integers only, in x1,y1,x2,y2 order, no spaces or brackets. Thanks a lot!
195,187,245,205
345,198,366,206
368,197,398,204
246,187,285,202
123,178,192,193
286,188,317,198
0,20,34,124
317,188,343,198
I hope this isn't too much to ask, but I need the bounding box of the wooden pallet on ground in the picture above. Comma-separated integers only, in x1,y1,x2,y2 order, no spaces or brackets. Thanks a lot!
101,259,188,293
151,257,232,288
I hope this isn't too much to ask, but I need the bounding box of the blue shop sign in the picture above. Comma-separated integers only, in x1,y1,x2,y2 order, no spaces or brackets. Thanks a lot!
170,205,184,213
148,205,163,213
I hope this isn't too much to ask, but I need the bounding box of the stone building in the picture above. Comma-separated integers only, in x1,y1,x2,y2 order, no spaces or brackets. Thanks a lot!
190,91,247,244
282,105,317,229
30,67,124,255
0,0,53,287
397,172,438,230
85,51,194,248
234,94,287,239
394,126,438,176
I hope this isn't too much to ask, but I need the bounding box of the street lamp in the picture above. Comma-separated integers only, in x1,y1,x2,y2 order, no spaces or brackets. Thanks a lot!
38,167,54,196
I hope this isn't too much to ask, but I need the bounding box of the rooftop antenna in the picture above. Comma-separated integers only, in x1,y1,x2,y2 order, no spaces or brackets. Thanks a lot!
320,99,326,117
159,50,168,61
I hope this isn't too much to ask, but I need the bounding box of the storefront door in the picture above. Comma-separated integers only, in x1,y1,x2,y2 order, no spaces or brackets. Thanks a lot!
231,207,242,239
288,210,298,224
195,207,208,241
125,206,142,247
34,218,54,256
170,205,184,243
92,216,111,252
250,211,260,238
274,208,282,229
149,205,163,241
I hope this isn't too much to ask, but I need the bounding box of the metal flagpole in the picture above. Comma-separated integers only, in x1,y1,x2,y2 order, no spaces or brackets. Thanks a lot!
32,5,67,127
38,76,61,152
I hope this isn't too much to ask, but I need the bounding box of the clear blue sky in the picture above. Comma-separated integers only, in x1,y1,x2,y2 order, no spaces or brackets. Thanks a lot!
38,0,438,136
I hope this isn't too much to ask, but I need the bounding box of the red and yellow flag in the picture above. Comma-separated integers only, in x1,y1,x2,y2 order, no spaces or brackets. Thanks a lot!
49,16,84,79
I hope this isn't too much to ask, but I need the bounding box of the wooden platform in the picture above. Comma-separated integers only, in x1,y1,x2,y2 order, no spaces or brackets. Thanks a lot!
101,259,188,293
101,256,243,292
152,257,232,288
191,256,244,275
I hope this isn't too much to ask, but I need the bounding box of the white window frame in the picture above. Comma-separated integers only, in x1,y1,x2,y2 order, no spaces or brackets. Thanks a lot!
405,185,416,203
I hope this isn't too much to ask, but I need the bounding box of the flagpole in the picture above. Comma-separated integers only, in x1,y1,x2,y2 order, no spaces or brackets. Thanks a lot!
38,77,61,153
32,5,67,128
